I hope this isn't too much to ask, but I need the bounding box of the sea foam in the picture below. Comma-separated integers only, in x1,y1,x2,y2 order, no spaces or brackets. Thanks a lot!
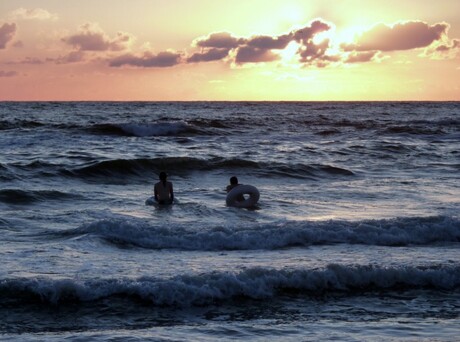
68,216,460,250
1,264,459,306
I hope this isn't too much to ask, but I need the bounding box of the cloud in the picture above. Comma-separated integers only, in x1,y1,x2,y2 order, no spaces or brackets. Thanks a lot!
193,32,243,49
0,70,18,77
344,21,448,52
235,46,280,64
63,23,133,51
246,33,293,49
291,20,337,65
345,51,379,63
108,51,182,68
54,51,86,64
423,38,460,59
434,39,460,52
293,20,332,44
187,48,230,63
9,8,58,21
7,56,44,64
0,23,16,49
57,18,460,70
186,19,336,66
297,39,333,64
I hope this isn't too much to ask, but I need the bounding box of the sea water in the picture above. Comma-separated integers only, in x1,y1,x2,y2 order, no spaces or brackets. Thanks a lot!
0,101,459,341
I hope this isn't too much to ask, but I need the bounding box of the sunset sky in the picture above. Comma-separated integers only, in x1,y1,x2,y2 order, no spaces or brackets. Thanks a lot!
0,0,459,101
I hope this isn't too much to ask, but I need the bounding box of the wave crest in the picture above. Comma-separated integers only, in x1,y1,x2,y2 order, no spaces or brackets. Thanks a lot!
2,264,459,306
66,216,460,250
0,189,79,204
90,121,195,137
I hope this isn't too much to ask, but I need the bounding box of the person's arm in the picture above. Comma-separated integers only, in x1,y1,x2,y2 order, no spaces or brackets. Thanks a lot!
169,183,174,201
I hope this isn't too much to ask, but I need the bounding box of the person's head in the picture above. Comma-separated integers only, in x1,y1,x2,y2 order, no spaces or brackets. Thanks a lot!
159,172,167,181
230,176,238,185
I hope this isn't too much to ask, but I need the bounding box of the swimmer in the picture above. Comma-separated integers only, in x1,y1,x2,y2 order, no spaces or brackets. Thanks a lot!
154,171,174,204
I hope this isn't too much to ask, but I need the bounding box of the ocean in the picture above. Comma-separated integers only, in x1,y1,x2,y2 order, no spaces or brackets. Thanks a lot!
0,101,459,341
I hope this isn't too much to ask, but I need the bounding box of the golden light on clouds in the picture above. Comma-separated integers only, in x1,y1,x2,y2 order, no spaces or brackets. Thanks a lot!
0,0,459,100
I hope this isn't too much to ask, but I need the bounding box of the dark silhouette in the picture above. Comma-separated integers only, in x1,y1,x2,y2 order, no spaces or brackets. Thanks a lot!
154,172,174,204
226,176,245,202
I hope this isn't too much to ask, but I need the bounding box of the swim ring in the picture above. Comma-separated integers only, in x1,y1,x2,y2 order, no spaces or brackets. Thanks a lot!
226,185,260,208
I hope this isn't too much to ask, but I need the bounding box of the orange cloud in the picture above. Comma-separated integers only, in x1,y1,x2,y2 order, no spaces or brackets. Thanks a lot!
7,56,44,64
246,34,292,49
9,8,58,21
344,21,448,52
108,51,182,67
185,20,336,66
54,51,86,64
0,23,16,49
62,24,133,51
42,19,457,70
235,46,280,63
345,51,379,63
193,32,242,49
423,38,460,59
0,70,18,77
187,48,230,63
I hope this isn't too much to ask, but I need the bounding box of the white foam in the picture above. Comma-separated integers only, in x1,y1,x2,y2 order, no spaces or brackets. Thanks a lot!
75,216,460,251
3,264,459,306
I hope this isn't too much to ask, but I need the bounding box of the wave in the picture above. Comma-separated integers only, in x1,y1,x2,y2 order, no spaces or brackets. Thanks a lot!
0,189,80,204
65,216,460,250
383,125,446,135
89,121,197,137
64,157,354,180
0,164,19,181
0,119,44,131
1,264,459,307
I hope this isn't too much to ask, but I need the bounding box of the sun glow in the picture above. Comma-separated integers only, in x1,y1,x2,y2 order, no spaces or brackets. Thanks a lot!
0,0,459,100
279,41,301,64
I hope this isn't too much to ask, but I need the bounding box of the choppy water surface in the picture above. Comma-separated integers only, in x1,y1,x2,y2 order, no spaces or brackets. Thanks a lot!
1,101,459,341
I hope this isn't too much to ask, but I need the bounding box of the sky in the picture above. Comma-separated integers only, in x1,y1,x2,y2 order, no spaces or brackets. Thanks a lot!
0,0,459,101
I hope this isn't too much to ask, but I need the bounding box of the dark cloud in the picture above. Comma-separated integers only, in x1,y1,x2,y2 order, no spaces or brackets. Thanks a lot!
0,23,16,49
63,24,132,51
0,70,18,77
235,46,280,64
297,39,331,63
344,21,448,52
187,48,230,63
435,39,460,53
109,51,181,68
290,20,338,65
188,19,335,66
55,51,86,64
293,20,331,44
194,32,243,49
246,33,292,49
9,56,44,64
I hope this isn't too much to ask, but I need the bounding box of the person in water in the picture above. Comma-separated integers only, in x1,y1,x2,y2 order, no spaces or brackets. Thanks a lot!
226,176,245,202
154,172,174,204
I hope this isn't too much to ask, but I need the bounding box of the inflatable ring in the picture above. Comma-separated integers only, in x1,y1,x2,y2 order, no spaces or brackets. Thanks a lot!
226,185,260,208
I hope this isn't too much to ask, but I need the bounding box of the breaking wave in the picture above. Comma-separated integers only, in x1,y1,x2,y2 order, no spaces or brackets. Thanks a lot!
0,189,80,204
1,264,459,307
63,157,354,180
64,216,460,250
